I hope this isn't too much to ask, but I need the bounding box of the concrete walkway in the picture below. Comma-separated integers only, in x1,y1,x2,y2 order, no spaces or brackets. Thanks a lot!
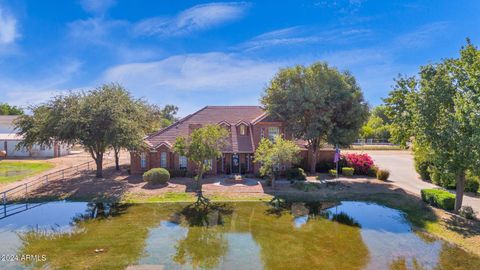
350,150,480,217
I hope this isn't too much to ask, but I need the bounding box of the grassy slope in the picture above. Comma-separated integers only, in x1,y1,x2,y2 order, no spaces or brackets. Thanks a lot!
0,161,55,184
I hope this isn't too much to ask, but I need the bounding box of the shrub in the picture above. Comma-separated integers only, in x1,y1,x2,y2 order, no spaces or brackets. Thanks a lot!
367,165,378,177
459,206,476,220
329,169,338,177
316,161,335,173
430,168,455,188
342,167,354,176
465,177,479,193
285,167,307,181
415,160,431,181
143,168,170,184
421,189,455,210
292,181,318,192
342,153,375,175
376,169,390,181
169,169,187,178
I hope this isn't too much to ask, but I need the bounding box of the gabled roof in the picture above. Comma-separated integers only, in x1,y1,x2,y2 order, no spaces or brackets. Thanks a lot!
145,106,265,152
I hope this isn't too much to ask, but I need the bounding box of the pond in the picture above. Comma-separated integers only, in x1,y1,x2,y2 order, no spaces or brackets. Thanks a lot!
0,200,479,270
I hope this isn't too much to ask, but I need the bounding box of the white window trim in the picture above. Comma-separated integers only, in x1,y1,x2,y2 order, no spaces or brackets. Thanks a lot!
140,153,147,169
179,155,188,169
268,127,280,141
160,152,167,168
239,124,246,135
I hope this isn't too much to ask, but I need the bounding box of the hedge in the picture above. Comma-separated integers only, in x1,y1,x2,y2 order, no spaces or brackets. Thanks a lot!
143,168,170,184
285,167,307,181
421,189,455,210
376,169,390,181
342,167,354,176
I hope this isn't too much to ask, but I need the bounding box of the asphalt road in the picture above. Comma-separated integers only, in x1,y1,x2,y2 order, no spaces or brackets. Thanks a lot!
349,150,480,217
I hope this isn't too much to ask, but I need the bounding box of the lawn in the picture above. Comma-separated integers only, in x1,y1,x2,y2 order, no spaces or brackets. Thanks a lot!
0,161,55,184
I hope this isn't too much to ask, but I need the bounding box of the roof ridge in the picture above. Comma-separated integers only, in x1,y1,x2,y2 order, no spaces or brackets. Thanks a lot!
145,106,209,140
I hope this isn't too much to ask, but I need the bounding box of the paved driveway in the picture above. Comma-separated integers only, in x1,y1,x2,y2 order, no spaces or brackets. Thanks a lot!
346,150,480,217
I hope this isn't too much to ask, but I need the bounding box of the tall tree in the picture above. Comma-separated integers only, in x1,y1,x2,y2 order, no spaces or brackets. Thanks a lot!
261,62,369,173
414,41,480,211
383,76,418,146
254,136,300,188
384,40,480,211
0,103,24,115
15,84,149,178
173,125,229,193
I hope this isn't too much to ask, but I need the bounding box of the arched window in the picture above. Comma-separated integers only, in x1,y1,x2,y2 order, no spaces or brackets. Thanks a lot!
239,124,246,135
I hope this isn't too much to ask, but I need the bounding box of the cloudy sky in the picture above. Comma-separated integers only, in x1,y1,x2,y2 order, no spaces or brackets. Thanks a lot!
0,0,479,115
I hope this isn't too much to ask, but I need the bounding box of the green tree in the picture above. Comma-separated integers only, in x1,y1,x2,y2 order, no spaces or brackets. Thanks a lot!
383,76,418,146
261,62,369,173
142,104,179,134
173,125,229,192
15,84,149,178
384,40,480,211
254,136,301,188
0,103,24,115
413,41,480,211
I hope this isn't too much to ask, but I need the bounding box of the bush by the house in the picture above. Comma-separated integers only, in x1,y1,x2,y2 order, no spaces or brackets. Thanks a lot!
430,168,455,189
329,169,338,177
367,165,378,177
376,169,390,181
421,189,455,210
285,167,307,181
342,167,354,176
143,168,170,184
459,206,477,220
342,153,375,175
316,161,335,173
169,169,187,178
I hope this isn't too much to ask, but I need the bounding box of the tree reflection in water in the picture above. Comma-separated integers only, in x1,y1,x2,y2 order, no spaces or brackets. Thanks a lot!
173,202,233,269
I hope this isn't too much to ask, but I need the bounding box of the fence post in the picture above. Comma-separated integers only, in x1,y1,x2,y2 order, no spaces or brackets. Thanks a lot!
25,183,28,203
62,170,64,180
45,175,48,184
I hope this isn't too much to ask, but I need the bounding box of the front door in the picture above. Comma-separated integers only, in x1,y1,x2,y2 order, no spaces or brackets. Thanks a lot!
232,154,239,174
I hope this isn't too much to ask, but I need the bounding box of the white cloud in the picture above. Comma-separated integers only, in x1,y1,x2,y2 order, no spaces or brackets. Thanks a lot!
240,26,373,51
101,52,286,115
0,60,83,107
395,22,449,49
0,7,19,44
102,52,282,91
79,0,117,14
68,17,128,45
134,2,249,37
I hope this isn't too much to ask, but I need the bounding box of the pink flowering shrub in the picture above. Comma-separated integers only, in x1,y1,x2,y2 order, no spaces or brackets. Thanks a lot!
342,153,375,175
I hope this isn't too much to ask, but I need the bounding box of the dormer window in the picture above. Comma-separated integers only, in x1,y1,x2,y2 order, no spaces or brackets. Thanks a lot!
239,124,246,135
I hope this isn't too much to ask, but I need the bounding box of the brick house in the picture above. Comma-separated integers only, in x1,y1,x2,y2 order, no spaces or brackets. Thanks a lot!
130,106,334,175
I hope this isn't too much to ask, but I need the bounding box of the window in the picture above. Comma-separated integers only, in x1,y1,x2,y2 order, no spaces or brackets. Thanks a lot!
268,127,280,141
40,145,46,151
140,153,147,169
160,152,167,168
260,128,265,138
239,124,246,135
179,156,188,169
204,159,212,170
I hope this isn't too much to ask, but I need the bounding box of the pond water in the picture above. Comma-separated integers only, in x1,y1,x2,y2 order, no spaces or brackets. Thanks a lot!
0,200,479,270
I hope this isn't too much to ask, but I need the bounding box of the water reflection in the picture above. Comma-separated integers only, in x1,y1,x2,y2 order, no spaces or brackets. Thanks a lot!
0,200,478,270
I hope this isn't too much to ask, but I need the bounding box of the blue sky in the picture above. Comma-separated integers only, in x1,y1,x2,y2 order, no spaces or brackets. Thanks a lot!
0,0,479,116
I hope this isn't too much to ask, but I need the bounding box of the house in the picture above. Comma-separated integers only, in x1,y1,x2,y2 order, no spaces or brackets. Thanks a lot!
0,115,71,158
130,106,334,175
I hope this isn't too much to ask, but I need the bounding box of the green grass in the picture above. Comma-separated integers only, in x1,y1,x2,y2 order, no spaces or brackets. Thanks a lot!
0,161,55,184
348,145,404,150
123,192,273,203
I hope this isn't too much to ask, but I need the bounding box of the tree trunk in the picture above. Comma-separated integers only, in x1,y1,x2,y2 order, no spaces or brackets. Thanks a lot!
310,147,318,174
114,147,120,171
196,163,204,192
454,171,466,212
271,173,276,189
95,153,103,178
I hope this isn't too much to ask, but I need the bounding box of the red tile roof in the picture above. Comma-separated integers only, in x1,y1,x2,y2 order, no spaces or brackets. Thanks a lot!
145,106,264,153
